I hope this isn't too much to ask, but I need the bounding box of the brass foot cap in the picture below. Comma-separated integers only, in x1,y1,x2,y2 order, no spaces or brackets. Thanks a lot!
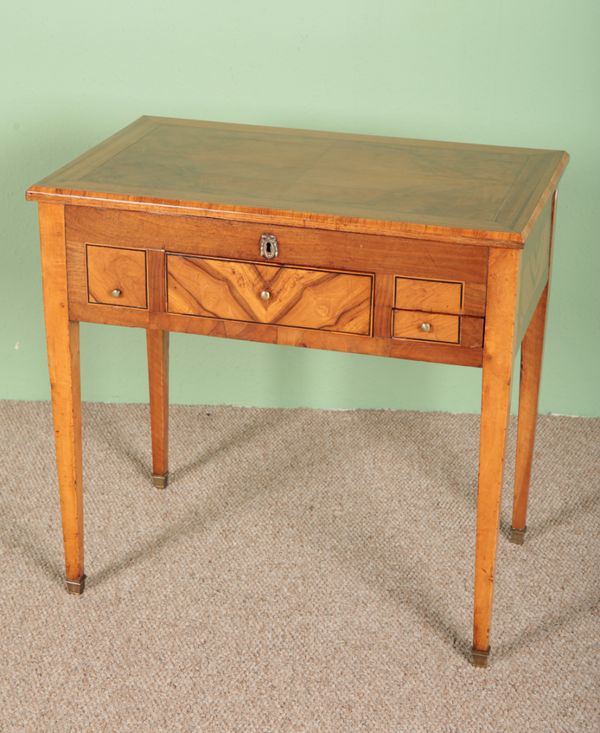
152,473,169,490
65,575,86,595
509,527,527,545
470,647,490,668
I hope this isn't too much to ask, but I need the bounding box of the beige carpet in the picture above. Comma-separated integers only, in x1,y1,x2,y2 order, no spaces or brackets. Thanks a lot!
0,401,598,732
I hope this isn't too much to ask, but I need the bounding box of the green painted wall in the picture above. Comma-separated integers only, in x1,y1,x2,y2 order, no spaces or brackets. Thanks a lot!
1,1,598,415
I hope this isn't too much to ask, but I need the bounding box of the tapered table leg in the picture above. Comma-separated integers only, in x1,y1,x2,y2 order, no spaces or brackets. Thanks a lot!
39,203,85,594
472,248,521,666
147,329,169,489
510,286,549,544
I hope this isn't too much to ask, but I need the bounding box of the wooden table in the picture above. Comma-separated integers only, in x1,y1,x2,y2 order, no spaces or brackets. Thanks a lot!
26,116,568,666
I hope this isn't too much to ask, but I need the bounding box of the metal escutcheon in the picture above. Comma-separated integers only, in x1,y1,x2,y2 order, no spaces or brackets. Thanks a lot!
260,233,278,259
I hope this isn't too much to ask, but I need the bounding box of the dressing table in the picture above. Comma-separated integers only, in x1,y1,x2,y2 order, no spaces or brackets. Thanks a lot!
26,116,568,666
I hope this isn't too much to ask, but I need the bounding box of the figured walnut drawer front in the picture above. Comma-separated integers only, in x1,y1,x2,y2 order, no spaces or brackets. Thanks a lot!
87,244,147,309
166,255,373,335
394,277,463,314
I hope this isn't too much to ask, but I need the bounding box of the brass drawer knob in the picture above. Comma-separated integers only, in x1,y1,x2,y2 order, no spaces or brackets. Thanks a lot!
111,288,122,298
419,322,432,333
260,289,271,301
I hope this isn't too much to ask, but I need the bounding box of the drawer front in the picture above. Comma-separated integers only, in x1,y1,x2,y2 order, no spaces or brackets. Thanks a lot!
167,255,373,335
87,244,147,308
392,309,484,347
395,277,462,314
393,310,460,343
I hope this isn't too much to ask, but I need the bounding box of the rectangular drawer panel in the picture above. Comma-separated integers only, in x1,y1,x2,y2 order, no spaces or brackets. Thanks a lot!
167,255,373,335
87,244,147,308
394,277,462,314
393,309,460,343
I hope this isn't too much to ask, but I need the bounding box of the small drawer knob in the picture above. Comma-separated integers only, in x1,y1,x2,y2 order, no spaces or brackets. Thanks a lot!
419,322,432,333
260,289,271,301
111,288,122,298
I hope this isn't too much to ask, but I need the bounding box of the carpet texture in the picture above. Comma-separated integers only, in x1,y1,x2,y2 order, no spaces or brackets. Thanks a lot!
0,401,598,732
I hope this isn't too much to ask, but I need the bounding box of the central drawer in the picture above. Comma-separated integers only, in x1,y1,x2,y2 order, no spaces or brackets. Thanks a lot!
166,254,373,335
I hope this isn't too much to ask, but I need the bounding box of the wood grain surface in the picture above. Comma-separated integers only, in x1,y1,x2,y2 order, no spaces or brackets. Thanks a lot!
87,244,147,308
512,286,549,534
65,206,489,316
38,203,85,586
167,255,373,335
472,247,522,658
27,116,569,246
65,297,484,367
515,196,553,343
394,277,463,314
392,310,460,343
30,118,570,667
147,329,169,484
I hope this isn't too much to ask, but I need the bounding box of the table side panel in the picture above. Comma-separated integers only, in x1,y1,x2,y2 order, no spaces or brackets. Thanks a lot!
515,196,553,344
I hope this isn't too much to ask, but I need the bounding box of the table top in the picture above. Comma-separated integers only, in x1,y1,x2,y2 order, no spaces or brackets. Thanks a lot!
26,116,568,247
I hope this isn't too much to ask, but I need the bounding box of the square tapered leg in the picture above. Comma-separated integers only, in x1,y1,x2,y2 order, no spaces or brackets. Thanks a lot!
511,286,549,544
147,329,169,490
39,203,86,594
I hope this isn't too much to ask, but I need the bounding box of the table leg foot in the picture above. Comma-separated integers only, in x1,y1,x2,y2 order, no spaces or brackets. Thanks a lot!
509,527,527,545
470,646,490,668
65,575,86,595
152,473,169,490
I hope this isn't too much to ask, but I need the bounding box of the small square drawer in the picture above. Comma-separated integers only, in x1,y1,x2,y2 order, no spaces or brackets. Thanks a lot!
393,310,460,343
395,277,462,314
86,244,147,308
